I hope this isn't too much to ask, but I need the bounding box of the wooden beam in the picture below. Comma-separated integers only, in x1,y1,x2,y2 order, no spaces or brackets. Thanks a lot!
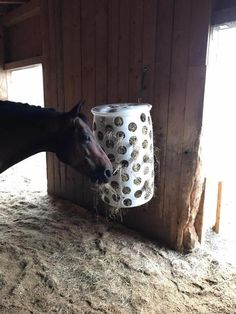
0,23,5,67
0,25,8,100
1,0,39,26
4,56,43,70
0,1,28,4
176,0,212,251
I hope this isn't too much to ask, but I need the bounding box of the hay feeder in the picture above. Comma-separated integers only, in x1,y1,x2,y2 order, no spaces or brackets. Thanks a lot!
91,103,154,208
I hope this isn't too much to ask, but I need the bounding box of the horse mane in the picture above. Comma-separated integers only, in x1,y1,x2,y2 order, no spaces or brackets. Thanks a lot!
0,100,58,121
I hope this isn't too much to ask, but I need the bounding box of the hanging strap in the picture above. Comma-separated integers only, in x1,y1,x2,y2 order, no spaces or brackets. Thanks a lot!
138,65,149,103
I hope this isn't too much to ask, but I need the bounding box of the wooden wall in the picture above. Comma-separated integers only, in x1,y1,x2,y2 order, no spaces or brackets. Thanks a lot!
0,0,42,70
0,24,7,100
41,0,211,250
0,0,212,250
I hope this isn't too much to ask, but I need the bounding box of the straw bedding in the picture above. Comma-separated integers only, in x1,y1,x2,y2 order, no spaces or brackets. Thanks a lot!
0,166,235,314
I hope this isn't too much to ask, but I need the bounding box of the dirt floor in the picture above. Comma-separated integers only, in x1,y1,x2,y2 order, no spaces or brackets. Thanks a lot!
0,161,236,314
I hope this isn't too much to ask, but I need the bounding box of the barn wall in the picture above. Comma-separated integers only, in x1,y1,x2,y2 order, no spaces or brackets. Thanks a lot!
0,0,212,250
0,0,42,69
4,15,41,63
40,0,211,250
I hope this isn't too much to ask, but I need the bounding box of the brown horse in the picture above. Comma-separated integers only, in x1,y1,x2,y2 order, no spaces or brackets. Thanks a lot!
0,100,112,183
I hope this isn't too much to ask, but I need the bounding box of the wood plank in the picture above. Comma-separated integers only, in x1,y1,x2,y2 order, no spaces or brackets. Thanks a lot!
118,0,130,102
69,0,84,205
40,0,55,194
4,14,42,63
0,24,8,100
81,0,96,208
188,1,211,67
0,24,5,69
123,0,175,243
176,0,211,250
107,0,119,103
128,0,143,102
62,0,84,203
152,0,175,235
163,0,192,248
95,0,108,105
4,56,42,69
136,0,159,229
81,0,95,123
133,0,157,217
2,0,40,26
61,0,75,201
53,0,66,198
0,1,28,3
213,181,223,233
141,0,157,104
48,0,61,196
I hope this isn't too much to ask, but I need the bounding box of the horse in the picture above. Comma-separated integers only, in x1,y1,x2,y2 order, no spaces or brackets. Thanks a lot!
0,100,112,184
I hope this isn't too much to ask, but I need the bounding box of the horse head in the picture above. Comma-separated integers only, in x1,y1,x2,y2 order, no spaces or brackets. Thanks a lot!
56,101,113,184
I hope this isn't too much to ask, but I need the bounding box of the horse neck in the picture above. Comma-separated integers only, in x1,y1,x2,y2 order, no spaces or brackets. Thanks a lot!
0,102,65,173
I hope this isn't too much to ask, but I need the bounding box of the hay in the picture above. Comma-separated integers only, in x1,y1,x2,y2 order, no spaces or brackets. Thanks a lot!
0,167,235,313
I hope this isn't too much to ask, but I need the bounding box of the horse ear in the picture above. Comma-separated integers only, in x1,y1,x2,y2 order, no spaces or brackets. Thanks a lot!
72,113,88,127
68,100,85,117
78,112,88,124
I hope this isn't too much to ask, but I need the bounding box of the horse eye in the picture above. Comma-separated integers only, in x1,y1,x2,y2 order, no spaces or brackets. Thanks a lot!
82,134,91,142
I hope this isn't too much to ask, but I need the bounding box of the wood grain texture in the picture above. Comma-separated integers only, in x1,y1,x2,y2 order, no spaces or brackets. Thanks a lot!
4,56,43,69
162,0,192,246
0,24,8,100
107,0,119,103
128,0,143,102
176,0,212,250
95,0,108,105
1,0,40,26
61,0,84,203
41,0,62,195
4,14,42,62
40,0,54,194
118,0,130,102
152,0,175,241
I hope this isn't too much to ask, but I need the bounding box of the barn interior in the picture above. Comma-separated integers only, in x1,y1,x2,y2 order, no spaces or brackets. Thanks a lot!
0,1,235,313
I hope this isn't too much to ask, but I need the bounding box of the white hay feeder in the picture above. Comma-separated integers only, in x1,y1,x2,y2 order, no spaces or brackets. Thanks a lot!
91,103,154,208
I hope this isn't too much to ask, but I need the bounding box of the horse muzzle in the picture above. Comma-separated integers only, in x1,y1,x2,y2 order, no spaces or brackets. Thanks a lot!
90,167,112,184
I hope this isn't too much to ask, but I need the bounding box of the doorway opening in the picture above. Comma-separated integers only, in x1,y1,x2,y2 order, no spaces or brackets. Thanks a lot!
202,23,236,265
1,64,47,193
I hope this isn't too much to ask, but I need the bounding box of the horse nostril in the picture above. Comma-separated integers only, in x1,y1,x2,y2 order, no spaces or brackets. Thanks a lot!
104,169,112,178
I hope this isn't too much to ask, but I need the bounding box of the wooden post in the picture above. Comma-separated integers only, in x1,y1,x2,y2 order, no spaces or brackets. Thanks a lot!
194,177,207,243
0,24,8,100
213,181,223,234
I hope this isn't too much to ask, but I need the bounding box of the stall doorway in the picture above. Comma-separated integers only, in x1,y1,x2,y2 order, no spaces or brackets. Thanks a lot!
202,24,236,265
2,64,47,192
